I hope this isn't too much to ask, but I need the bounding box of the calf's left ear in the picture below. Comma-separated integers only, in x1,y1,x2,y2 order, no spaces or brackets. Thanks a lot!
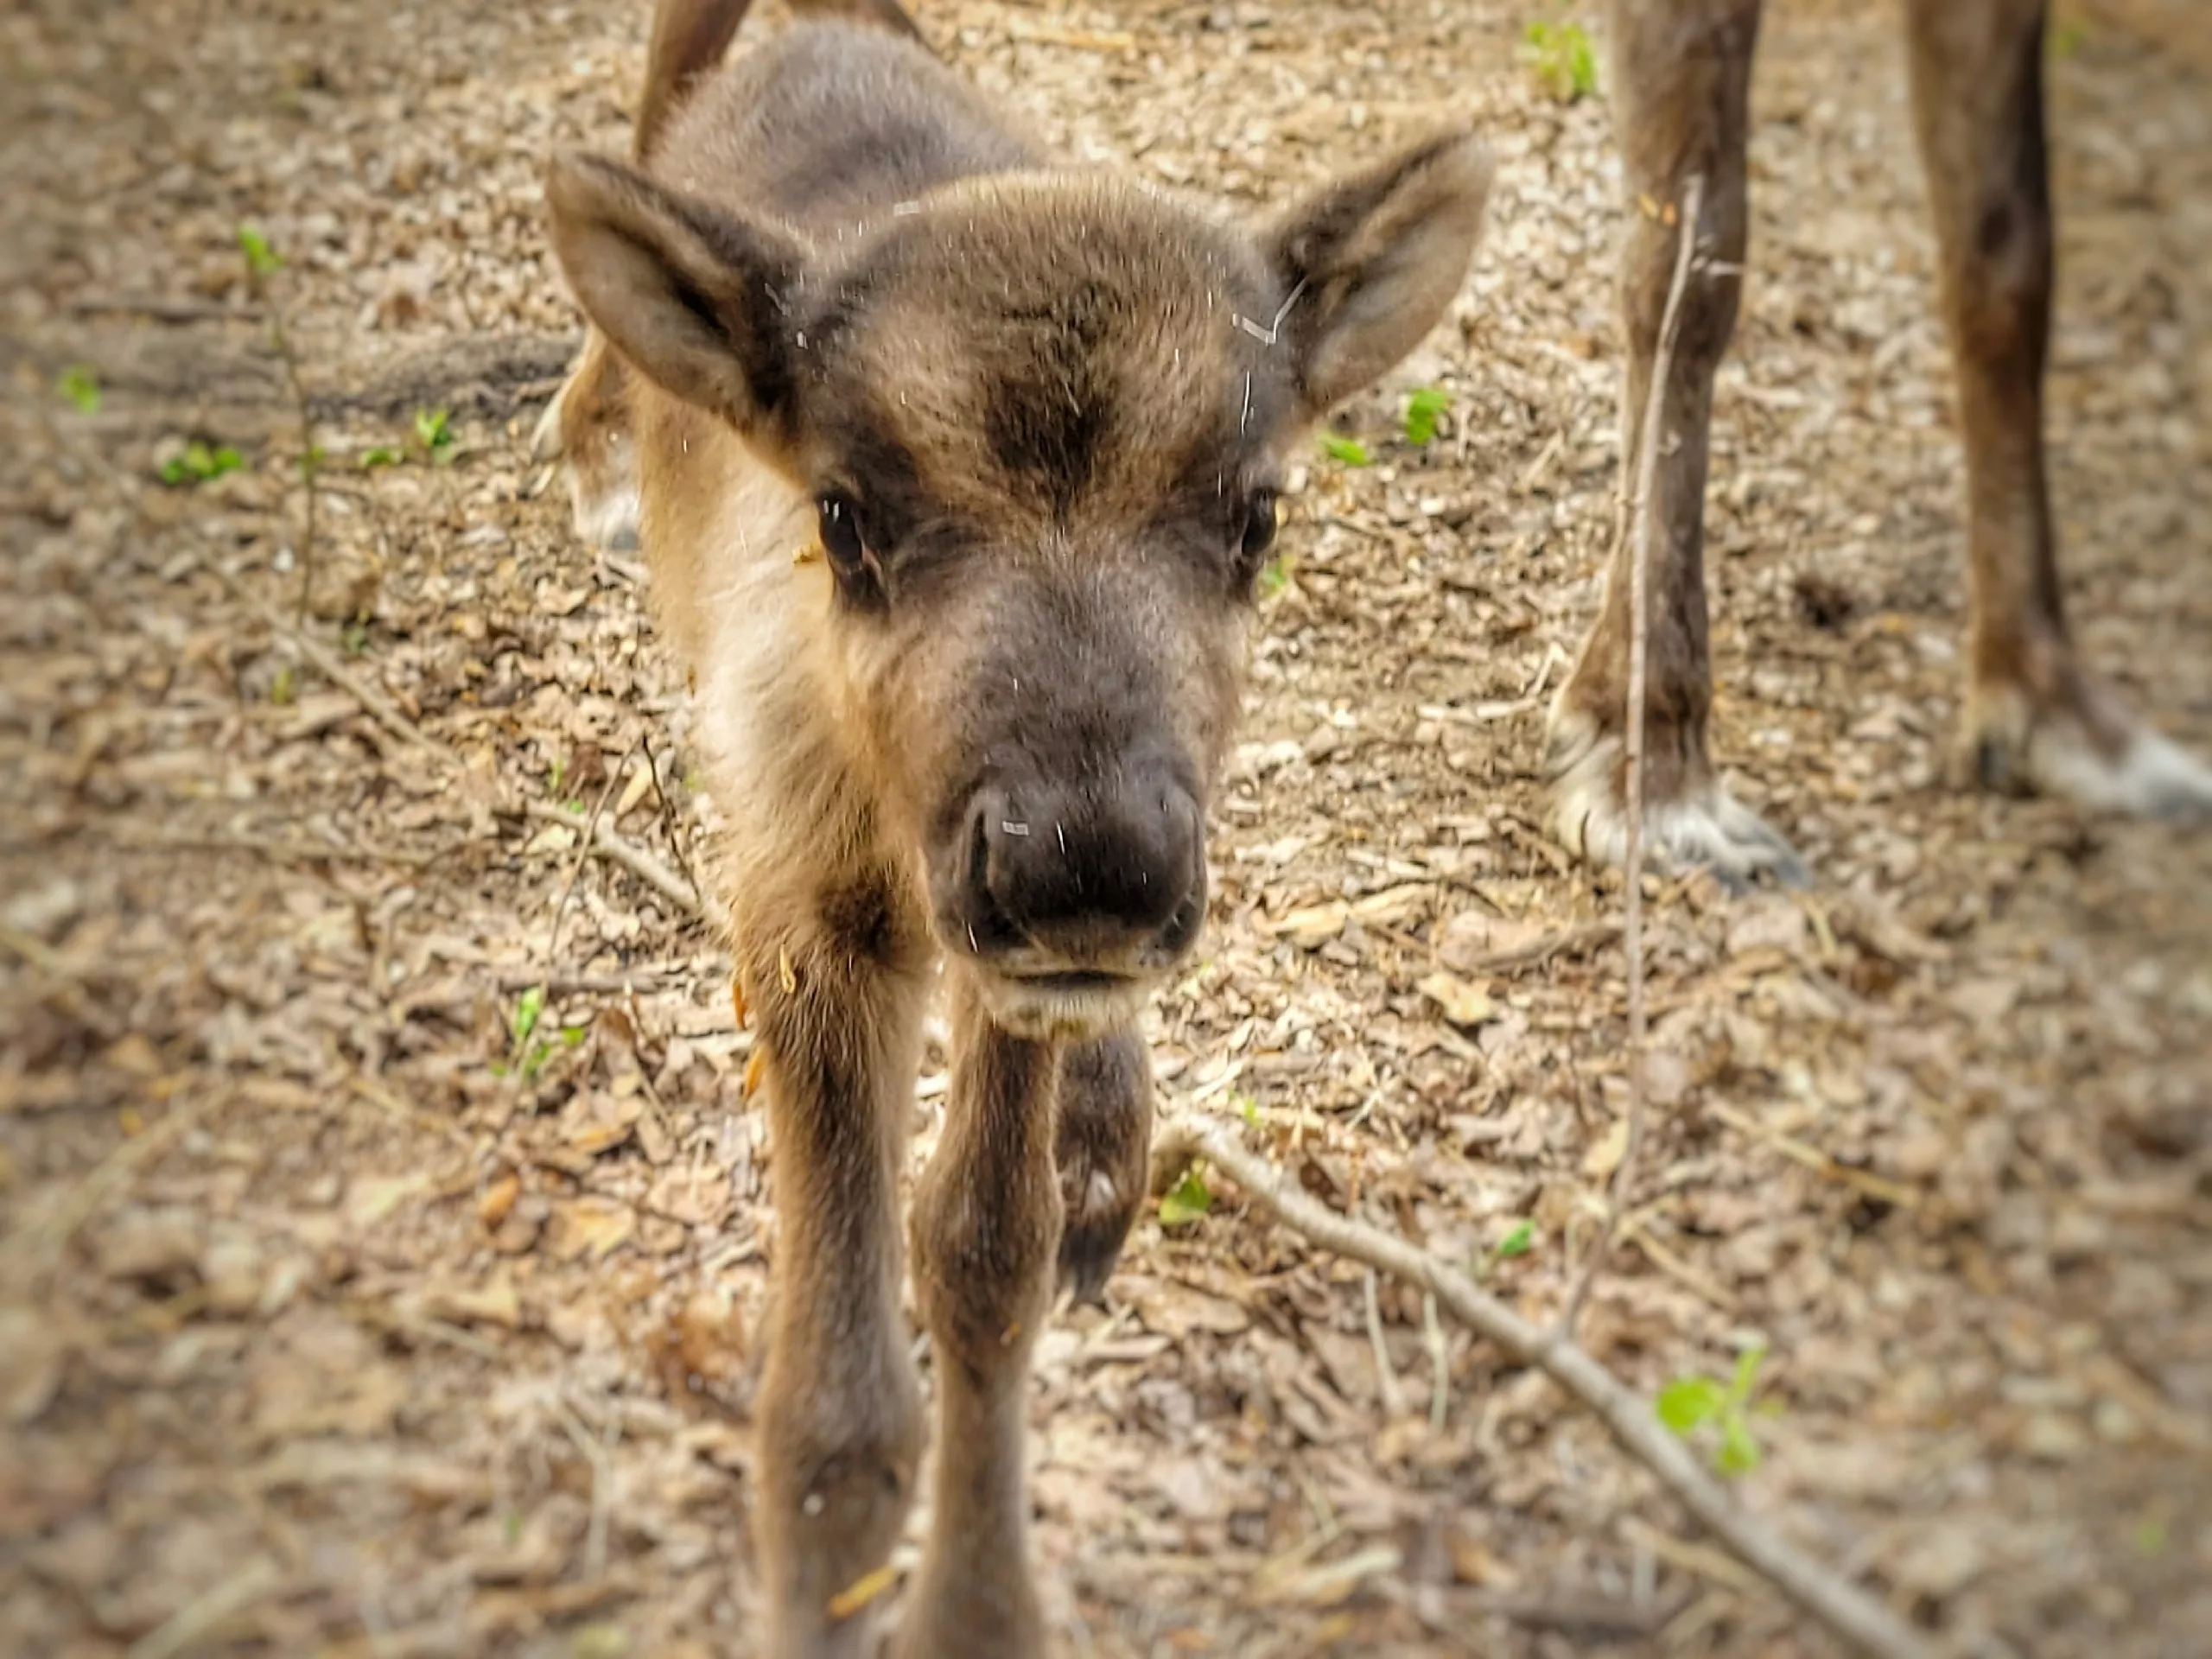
1260,130,1495,416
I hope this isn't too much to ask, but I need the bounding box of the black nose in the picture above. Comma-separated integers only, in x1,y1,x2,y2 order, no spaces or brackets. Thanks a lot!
959,764,1205,968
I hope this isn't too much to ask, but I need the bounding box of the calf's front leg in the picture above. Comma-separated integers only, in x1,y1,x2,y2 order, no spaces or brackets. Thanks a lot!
741,868,931,1659
898,973,1065,1659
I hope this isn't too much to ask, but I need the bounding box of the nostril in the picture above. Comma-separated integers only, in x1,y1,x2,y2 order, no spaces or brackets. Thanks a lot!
1160,889,1205,956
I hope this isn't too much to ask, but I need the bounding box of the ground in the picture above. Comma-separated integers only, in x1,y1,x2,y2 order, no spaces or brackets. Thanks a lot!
3,1,2210,1655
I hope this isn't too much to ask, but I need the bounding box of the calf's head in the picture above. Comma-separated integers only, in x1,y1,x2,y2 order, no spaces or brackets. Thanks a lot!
549,137,1491,1038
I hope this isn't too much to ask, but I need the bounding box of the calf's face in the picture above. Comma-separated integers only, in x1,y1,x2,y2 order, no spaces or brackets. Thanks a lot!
549,137,1491,1038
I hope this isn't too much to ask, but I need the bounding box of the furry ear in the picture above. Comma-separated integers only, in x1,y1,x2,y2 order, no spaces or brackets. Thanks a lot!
1261,131,1494,415
545,150,809,448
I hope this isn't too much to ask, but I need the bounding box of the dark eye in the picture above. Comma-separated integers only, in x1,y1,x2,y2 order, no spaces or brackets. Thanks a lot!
1238,490,1278,569
817,493,867,571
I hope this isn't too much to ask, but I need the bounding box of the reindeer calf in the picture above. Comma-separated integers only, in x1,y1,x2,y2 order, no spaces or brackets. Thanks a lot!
541,3,1490,1652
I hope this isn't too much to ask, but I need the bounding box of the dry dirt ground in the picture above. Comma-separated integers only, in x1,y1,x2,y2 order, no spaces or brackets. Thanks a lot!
4,1,2211,1655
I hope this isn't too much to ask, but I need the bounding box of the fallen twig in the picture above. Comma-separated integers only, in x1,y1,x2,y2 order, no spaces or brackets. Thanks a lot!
1707,1103,1920,1211
126,1554,283,1659
525,801,706,919
543,757,630,979
71,292,253,323
210,564,440,756
1560,173,1706,1339
1454,919,1622,977
1154,1116,1932,1659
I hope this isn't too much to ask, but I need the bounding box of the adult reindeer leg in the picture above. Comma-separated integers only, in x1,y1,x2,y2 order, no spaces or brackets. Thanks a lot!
1905,0,2212,815
1549,0,1807,890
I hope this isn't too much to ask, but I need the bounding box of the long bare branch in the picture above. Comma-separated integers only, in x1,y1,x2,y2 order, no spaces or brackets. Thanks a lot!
1154,1116,1932,1659
1560,173,1706,1338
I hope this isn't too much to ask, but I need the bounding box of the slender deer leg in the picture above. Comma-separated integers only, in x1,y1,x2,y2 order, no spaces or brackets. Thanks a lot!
898,973,1064,1659
741,864,931,1659
1905,0,2212,815
1054,1027,1152,1304
1549,0,1807,889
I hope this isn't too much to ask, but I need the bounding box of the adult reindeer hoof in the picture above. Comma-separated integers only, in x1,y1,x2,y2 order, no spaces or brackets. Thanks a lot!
531,330,642,552
1967,682,2212,819
1548,715,1809,893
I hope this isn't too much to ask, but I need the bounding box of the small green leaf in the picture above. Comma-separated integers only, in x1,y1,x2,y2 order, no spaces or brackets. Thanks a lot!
1727,1345,1767,1408
413,406,454,453
2134,1517,2169,1557
519,1039,555,1082
561,1024,589,1048
298,443,327,479
1319,433,1371,467
159,440,245,486
1159,1166,1211,1227
1717,1414,1763,1476
1236,1094,1260,1127
547,755,566,796
269,664,296,707
1523,20,1598,102
360,445,402,468
1656,1377,1723,1435
57,365,101,414
237,223,283,277
1494,1219,1535,1259
1256,556,1290,601
512,983,545,1047
341,621,369,656
1403,386,1451,446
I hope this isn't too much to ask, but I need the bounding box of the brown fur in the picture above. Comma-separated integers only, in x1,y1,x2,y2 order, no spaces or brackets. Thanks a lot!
539,4,1491,1654
1548,0,2211,888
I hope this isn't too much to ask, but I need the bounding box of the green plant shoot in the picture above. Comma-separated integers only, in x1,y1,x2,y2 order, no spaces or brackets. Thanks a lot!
1159,1166,1211,1226
1657,1345,1772,1477
58,365,101,414
237,224,283,278
1404,386,1451,446
1523,19,1598,103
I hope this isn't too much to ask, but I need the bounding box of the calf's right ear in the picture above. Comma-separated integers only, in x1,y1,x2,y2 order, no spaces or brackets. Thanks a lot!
545,151,808,449
1262,130,1494,417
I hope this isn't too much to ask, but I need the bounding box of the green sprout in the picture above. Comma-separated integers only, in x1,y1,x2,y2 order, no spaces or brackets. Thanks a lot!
1523,19,1598,103
1495,1219,1535,1259
360,444,403,469
1159,1165,1212,1227
237,224,283,278
57,365,101,414
1319,433,1371,467
158,441,245,486
413,406,456,462
1403,386,1451,446
1657,1346,1775,1477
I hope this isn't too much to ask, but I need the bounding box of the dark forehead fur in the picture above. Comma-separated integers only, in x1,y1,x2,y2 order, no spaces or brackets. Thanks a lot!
804,181,1292,526
649,20,1294,529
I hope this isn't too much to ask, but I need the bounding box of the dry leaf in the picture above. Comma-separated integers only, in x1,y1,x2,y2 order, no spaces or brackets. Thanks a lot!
1583,1118,1628,1180
478,1173,520,1229
1418,971,1496,1028
547,1198,635,1263
1272,900,1349,949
